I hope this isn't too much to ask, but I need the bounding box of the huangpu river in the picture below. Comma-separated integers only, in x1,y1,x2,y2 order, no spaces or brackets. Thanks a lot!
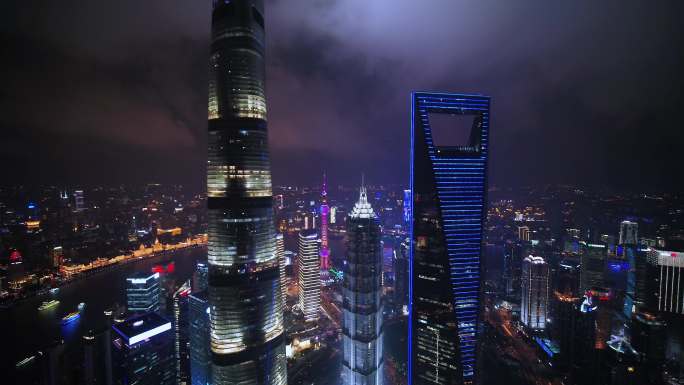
1,246,205,368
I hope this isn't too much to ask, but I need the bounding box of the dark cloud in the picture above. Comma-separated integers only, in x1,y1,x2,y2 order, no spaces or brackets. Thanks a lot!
1,0,682,191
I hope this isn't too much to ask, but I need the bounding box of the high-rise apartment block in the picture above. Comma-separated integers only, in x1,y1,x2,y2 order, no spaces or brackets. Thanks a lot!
277,233,287,304
298,230,320,322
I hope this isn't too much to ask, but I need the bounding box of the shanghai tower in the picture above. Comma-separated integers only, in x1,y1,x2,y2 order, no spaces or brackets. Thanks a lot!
206,1,286,384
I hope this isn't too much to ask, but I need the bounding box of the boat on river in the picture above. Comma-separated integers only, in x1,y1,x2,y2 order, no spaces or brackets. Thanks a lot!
61,311,80,324
38,300,59,311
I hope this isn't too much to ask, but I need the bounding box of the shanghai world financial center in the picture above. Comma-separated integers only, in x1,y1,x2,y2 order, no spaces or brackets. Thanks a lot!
410,93,490,385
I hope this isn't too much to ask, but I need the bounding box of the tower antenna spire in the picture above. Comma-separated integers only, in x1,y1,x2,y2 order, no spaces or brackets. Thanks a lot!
322,171,327,196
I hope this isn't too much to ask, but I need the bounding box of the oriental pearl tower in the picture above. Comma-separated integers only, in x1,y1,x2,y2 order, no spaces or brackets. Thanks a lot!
320,173,330,281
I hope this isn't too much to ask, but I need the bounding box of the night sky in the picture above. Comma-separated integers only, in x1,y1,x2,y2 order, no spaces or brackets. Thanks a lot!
2,1,683,191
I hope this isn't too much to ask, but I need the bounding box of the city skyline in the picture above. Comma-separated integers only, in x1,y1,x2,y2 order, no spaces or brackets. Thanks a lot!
2,1,684,385
2,177,684,383
2,1,683,191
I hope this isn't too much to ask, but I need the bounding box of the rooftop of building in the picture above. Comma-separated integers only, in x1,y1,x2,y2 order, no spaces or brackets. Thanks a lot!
558,259,579,269
524,255,546,264
189,290,208,302
126,271,160,283
607,334,639,357
299,229,319,238
112,312,171,345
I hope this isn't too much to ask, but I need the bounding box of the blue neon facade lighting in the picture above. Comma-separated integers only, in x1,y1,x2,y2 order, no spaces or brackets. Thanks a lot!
403,189,412,225
189,291,211,385
622,247,636,320
410,92,489,385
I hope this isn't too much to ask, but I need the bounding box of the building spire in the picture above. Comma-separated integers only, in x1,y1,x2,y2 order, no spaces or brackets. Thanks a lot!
322,172,327,198
350,176,375,219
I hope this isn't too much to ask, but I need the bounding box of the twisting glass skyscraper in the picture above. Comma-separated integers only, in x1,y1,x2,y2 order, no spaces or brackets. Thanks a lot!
410,92,490,384
206,1,286,384
342,185,384,385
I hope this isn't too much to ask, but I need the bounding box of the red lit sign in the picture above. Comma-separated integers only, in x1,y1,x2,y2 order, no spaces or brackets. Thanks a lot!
9,250,22,262
152,262,176,274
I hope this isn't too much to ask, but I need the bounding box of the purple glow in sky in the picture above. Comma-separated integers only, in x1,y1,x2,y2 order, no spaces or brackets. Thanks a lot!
1,0,682,190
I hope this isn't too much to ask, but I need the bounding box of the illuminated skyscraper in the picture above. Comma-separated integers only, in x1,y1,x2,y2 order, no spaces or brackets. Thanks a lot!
394,238,410,311
649,247,684,314
403,189,412,225
189,291,211,385
193,262,208,293
410,92,490,384
205,1,286,383
342,185,383,385
520,256,549,330
619,220,638,245
580,242,606,292
549,292,579,369
126,272,161,314
82,328,113,385
320,173,330,279
173,281,191,385
73,190,85,212
112,313,175,385
303,214,316,230
572,295,599,385
518,226,531,242
51,246,64,268
556,259,581,298
298,230,320,322
276,233,287,304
